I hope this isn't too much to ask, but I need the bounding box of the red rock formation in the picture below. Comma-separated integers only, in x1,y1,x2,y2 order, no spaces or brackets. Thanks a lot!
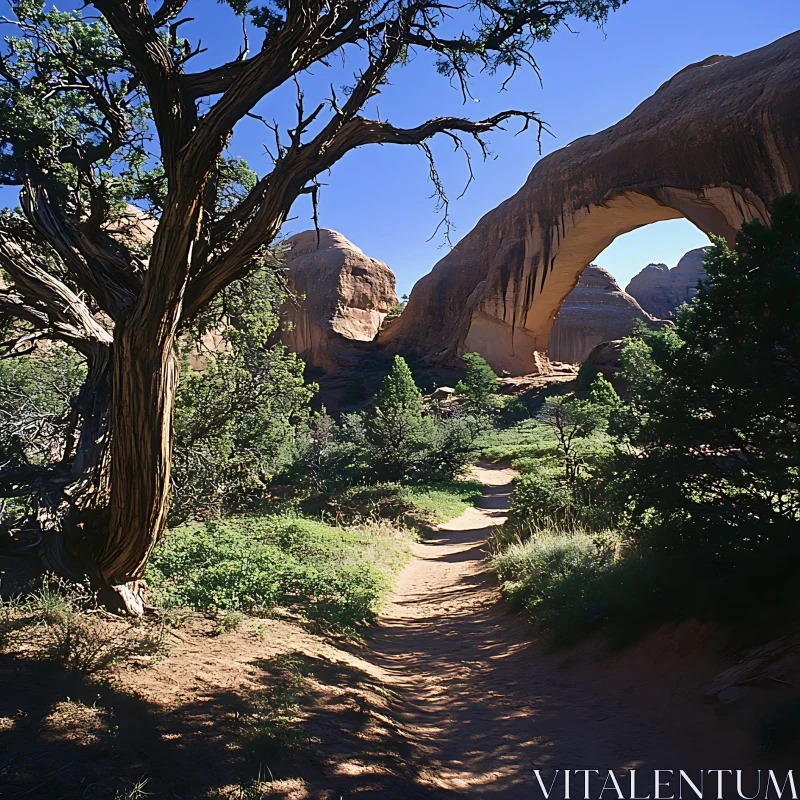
625,247,708,319
549,264,658,363
280,229,397,371
379,33,800,375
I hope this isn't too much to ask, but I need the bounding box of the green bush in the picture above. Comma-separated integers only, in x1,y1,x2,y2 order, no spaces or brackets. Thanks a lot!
286,357,481,491
147,515,409,631
615,195,800,585
509,472,573,522
492,531,614,644
171,270,313,522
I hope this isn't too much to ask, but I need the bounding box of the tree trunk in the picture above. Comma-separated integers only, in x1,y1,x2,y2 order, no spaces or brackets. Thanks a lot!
97,318,179,613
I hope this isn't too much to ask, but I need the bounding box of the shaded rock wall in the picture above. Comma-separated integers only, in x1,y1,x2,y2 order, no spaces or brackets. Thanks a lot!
625,247,708,319
379,33,800,375
549,264,657,363
280,229,397,372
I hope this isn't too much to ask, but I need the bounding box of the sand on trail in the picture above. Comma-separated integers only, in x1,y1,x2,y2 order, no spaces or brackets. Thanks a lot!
349,462,779,798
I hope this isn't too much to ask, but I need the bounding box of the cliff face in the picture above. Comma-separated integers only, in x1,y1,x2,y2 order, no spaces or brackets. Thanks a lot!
280,229,397,372
379,33,800,375
625,247,708,319
549,265,658,363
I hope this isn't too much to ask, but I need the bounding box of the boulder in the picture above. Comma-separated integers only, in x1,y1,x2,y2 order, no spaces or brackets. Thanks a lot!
430,386,456,401
583,339,626,374
549,264,658,363
279,229,397,371
626,247,709,319
379,33,800,375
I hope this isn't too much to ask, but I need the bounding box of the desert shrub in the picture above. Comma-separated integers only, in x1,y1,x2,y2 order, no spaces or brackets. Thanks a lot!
236,655,312,759
417,413,482,481
503,375,622,531
286,357,482,491
286,411,363,495
501,396,531,422
212,610,245,636
1,578,170,671
492,530,615,643
509,472,574,522
147,515,409,631
171,270,313,522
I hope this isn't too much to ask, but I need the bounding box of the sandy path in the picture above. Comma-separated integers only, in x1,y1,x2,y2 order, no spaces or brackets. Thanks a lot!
361,462,765,797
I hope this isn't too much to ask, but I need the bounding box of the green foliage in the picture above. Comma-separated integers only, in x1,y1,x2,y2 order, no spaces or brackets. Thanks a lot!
364,356,460,482
509,472,574,523
0,345,86,472
236,655,312,762
328,479,485,528
147,515,410,632
212,610,244,636
285,359,481,494
375,355,424,417
285,411,362,496
455,352,499,408
576,362,602,390
171,268,314,522
382,297,407,325
492,530,616,645
0,2,146,195
617,195,800,579
493,195,800,647
536,375,619,487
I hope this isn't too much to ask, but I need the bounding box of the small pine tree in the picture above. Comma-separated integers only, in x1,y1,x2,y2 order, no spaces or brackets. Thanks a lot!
375,356,424,418
455,353,499,408
366,356,430,480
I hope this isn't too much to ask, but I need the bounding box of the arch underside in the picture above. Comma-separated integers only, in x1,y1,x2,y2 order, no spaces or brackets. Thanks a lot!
463,186,769,375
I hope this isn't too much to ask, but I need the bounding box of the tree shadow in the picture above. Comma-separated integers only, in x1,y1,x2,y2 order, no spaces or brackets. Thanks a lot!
0,640,449,799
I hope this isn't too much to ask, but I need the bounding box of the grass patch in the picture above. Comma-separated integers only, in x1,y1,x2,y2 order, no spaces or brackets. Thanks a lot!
477,419,549,464
235,654,312,759
491,529,616,646
317,478,484,528
0,578,170,672
394,480,484,523
490,524,692,648
147,515,411,632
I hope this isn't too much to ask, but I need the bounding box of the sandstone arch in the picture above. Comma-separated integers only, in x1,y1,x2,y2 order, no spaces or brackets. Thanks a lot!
379,32,800,375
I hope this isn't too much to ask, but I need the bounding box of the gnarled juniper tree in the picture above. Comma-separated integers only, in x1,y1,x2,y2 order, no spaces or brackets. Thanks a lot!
0,0,625,612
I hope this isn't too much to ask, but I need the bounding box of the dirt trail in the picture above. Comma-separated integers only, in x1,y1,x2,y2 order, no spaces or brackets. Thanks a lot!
356,462,772,798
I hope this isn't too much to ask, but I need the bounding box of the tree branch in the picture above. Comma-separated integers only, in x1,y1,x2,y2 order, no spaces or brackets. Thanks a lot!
182,108,541,319
90,0,193,173
0,236,113,356
19,176,143,320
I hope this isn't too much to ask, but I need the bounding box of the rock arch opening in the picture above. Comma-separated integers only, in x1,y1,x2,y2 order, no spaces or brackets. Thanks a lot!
544,217,708,364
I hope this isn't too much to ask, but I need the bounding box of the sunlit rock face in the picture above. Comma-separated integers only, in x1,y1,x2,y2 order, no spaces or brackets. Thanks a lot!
625,247,709,319
279,229,397,372
549,264,657,363
379,33,800,375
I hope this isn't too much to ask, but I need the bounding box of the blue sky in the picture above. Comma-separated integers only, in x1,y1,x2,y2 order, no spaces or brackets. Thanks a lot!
3,1,799,293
